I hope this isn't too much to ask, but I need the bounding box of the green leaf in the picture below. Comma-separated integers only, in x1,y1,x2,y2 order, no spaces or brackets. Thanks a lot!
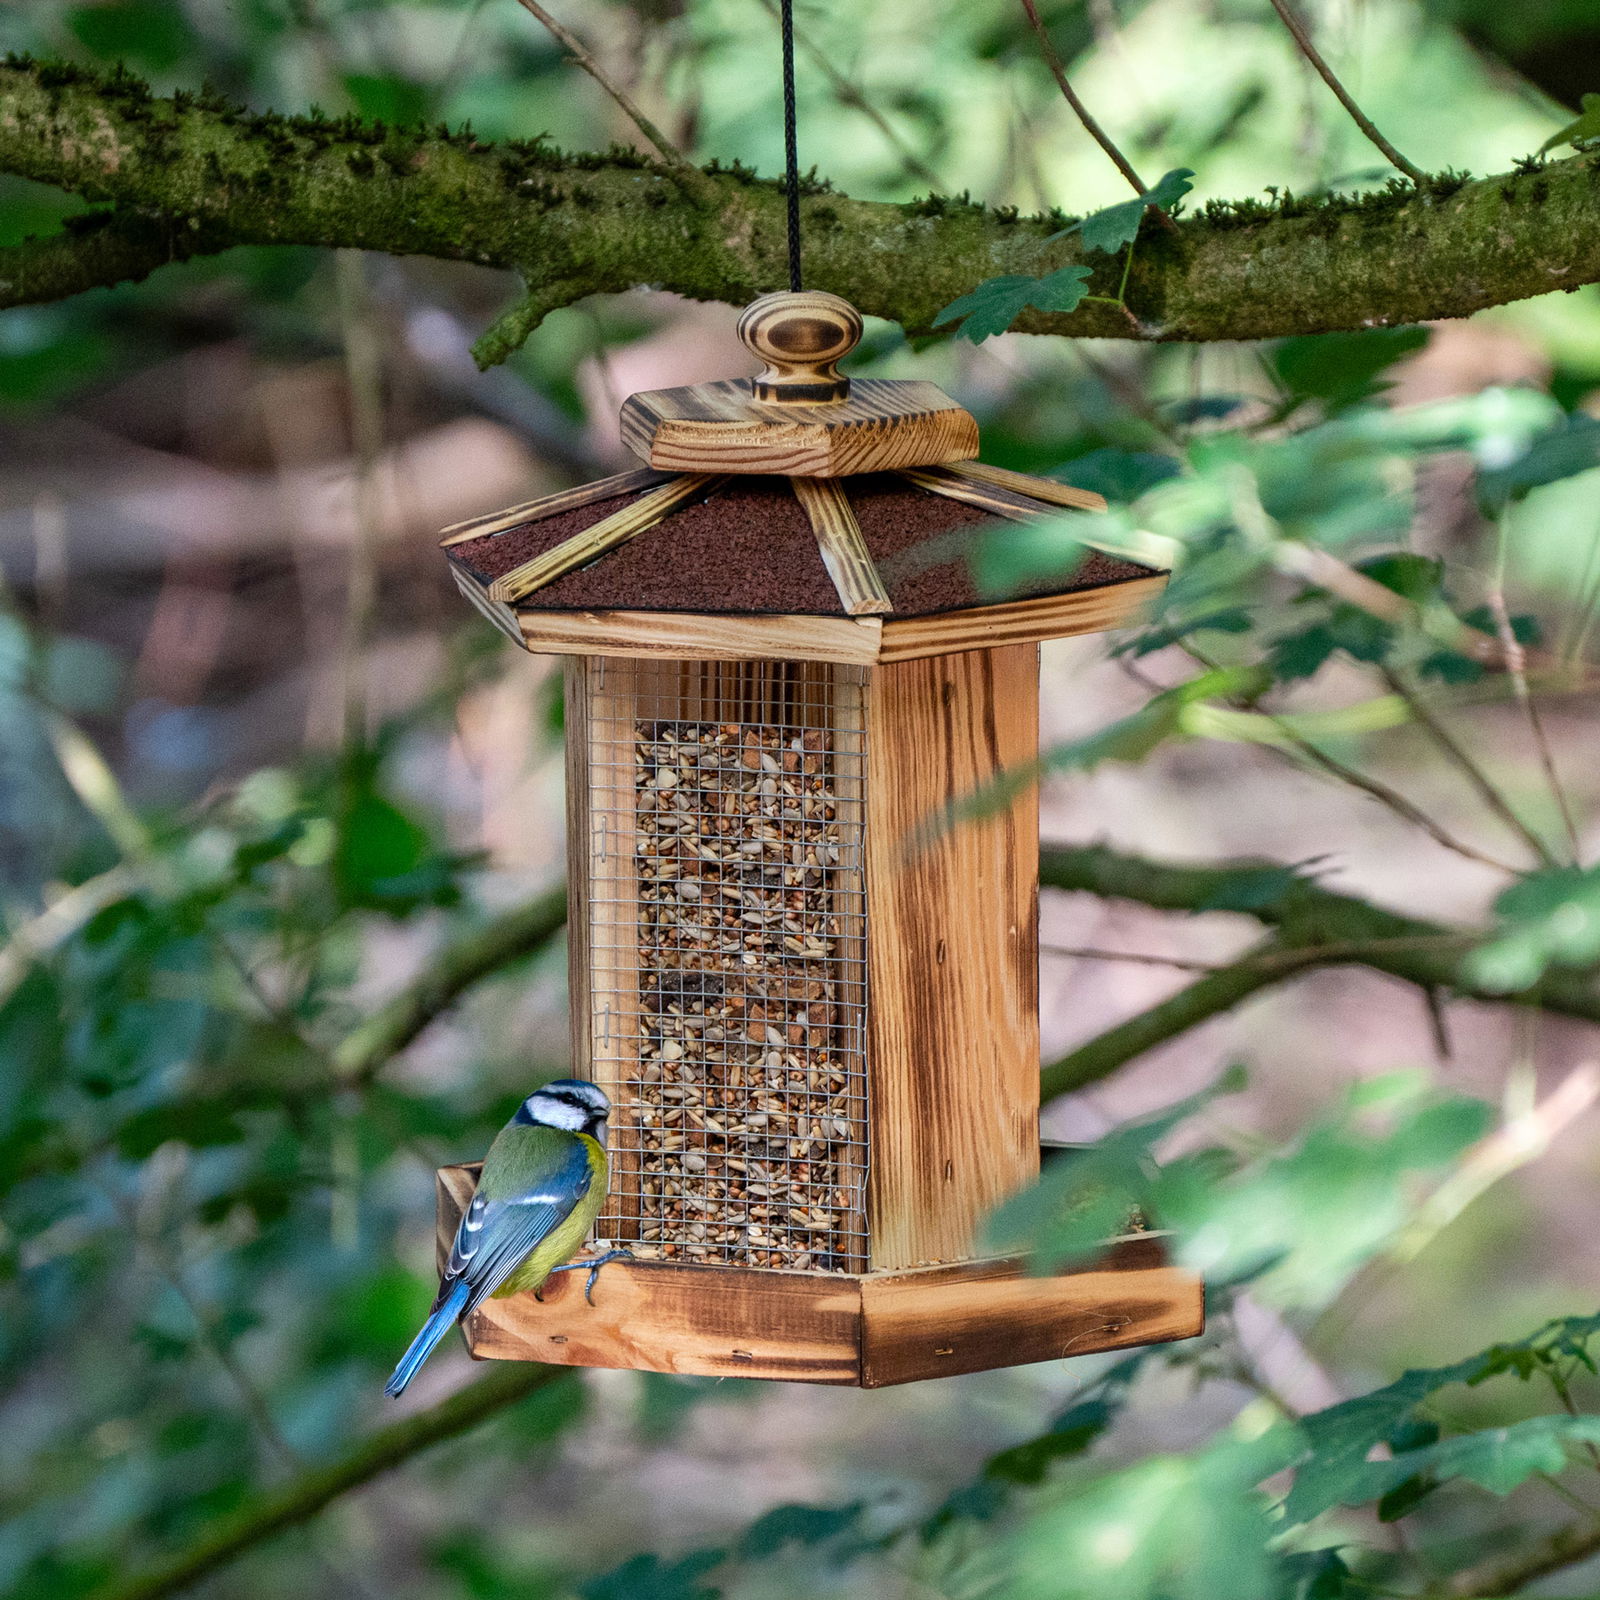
580,1550,724,1600
738,1502,866,1559
341,74,430,127
1283,1549,1355,1600
933,264,1094,342
114,1098,249,1161
984,1399,1115,1485
1067,168,1197,254
1038,667,1266,777
1007,1430,1296,1600
1467,864,1600,992
68,1,199,70
1060,448,1183,503
1478,411,1600,511
1271,327,1429,411
1283,1313,1600,1522
1539,92,1600,153
1343,1414,1600,1506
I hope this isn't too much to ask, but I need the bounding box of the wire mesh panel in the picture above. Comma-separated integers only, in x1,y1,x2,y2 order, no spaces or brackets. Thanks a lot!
572,657,870,1273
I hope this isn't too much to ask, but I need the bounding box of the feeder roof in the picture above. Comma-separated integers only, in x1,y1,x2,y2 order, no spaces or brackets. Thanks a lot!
438,291,1167,664
446,471,1153,619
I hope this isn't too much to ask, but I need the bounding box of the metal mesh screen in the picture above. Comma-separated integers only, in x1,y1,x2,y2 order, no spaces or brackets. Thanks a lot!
581,658,869,1273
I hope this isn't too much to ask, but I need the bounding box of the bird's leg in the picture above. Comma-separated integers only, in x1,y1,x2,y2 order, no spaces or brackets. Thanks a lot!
543,1249,634,1305
581,1248,632,1304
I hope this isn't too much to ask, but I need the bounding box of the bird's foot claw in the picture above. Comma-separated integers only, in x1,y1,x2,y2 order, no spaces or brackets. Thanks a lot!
578,1249,635,1304
544,1249,633,1304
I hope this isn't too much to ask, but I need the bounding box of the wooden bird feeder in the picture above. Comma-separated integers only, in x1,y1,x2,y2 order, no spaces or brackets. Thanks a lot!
435,291,1203,1386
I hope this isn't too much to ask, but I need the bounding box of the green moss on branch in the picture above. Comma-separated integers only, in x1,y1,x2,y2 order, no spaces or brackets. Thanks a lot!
6,56,1600,355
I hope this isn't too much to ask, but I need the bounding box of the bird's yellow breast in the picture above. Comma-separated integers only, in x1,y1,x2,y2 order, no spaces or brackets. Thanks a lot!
492,1133,609,1298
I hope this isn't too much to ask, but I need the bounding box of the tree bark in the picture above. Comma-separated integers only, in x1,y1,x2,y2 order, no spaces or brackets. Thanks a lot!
5,60,1600,357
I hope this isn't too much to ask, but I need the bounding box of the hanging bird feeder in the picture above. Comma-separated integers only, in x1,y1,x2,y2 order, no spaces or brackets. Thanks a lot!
432,288,1202,1386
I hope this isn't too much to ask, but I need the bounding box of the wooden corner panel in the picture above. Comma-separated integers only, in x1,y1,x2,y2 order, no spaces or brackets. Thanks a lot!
862,645,1041,1271
858,1247,1204,1387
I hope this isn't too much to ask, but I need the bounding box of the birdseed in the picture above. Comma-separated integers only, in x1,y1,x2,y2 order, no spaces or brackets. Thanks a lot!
585,661,870,1274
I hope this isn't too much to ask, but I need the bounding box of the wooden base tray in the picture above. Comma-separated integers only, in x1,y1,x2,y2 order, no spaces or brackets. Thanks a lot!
437,1165,1202,1387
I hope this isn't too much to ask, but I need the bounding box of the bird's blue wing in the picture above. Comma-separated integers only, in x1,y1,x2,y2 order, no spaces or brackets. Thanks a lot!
438,1128,593,1316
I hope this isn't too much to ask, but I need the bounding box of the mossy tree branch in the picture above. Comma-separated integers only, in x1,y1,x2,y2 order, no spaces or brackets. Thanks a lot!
86,1363,573,1600
6,59,1600,357
335,845,1600,1106
331,884,568,1085
1037,841,1600,1100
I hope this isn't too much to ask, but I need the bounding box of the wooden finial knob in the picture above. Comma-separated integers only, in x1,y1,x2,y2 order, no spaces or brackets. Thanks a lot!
738,291,862,404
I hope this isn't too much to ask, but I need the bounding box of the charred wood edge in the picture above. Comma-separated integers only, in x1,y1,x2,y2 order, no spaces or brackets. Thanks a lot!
5,60,1600,356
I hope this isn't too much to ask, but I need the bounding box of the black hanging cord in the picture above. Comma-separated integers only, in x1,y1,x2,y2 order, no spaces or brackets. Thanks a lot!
780,0,802,290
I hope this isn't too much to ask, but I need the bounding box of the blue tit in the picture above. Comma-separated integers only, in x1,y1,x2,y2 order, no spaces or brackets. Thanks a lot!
385,1078,626,1397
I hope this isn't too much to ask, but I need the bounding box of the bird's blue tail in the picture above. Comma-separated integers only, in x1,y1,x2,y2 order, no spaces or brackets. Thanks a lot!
385,1280,470,1398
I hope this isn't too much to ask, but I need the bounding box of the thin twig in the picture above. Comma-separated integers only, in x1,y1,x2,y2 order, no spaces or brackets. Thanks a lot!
1273,723,1520,875
1037,841,1600,1028
512,0,707,190
1017,0,1175,226
81,1364,572,1600
332,885,568,1084
1490,520,1582,861
755,0,942,189
103,1179,303,1475
1264,0,1426,185
1044,944,1220,971
1182,642,1518,874
1382,667,1559,868
1043,932,1478,974
1445,1518,1600,1596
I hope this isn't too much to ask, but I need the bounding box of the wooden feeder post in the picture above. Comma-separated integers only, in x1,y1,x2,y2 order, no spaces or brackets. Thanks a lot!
437,292,1203,1386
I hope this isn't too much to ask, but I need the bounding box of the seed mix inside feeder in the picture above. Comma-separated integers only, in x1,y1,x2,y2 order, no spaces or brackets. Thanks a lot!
435,290,1203,1386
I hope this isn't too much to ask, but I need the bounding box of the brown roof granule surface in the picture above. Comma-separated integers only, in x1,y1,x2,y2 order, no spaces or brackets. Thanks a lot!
446,473,1155,617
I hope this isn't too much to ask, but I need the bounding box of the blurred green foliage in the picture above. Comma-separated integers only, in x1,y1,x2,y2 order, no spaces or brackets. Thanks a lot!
6,3,1600,1600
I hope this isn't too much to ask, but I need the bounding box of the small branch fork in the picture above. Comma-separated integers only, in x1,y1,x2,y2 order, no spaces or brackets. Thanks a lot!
510,0,713,198
1035,841,1600,1101
1264,0,1426,185
1017,0,1147,197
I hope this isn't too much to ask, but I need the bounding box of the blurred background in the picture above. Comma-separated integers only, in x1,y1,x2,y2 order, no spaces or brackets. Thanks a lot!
4,1,1600,1596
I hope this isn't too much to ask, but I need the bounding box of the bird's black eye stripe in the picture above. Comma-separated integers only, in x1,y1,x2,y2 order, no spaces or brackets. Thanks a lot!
544,1088,603,1114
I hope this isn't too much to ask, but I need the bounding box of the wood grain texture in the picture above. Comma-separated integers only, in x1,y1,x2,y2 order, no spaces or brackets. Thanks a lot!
738,291,862,404
488,474,724,603
568,657,645,1242
620,378,979,477
937,458,1109,513
876,575,1168,662
514,607,884,663
438,466,673,546
449,564,526,646
862,645,1042,1271
858,1244,1204,1386
438,1166,1201,1384
899,464,1080,523
449,580,1162,664
790,475,892,616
